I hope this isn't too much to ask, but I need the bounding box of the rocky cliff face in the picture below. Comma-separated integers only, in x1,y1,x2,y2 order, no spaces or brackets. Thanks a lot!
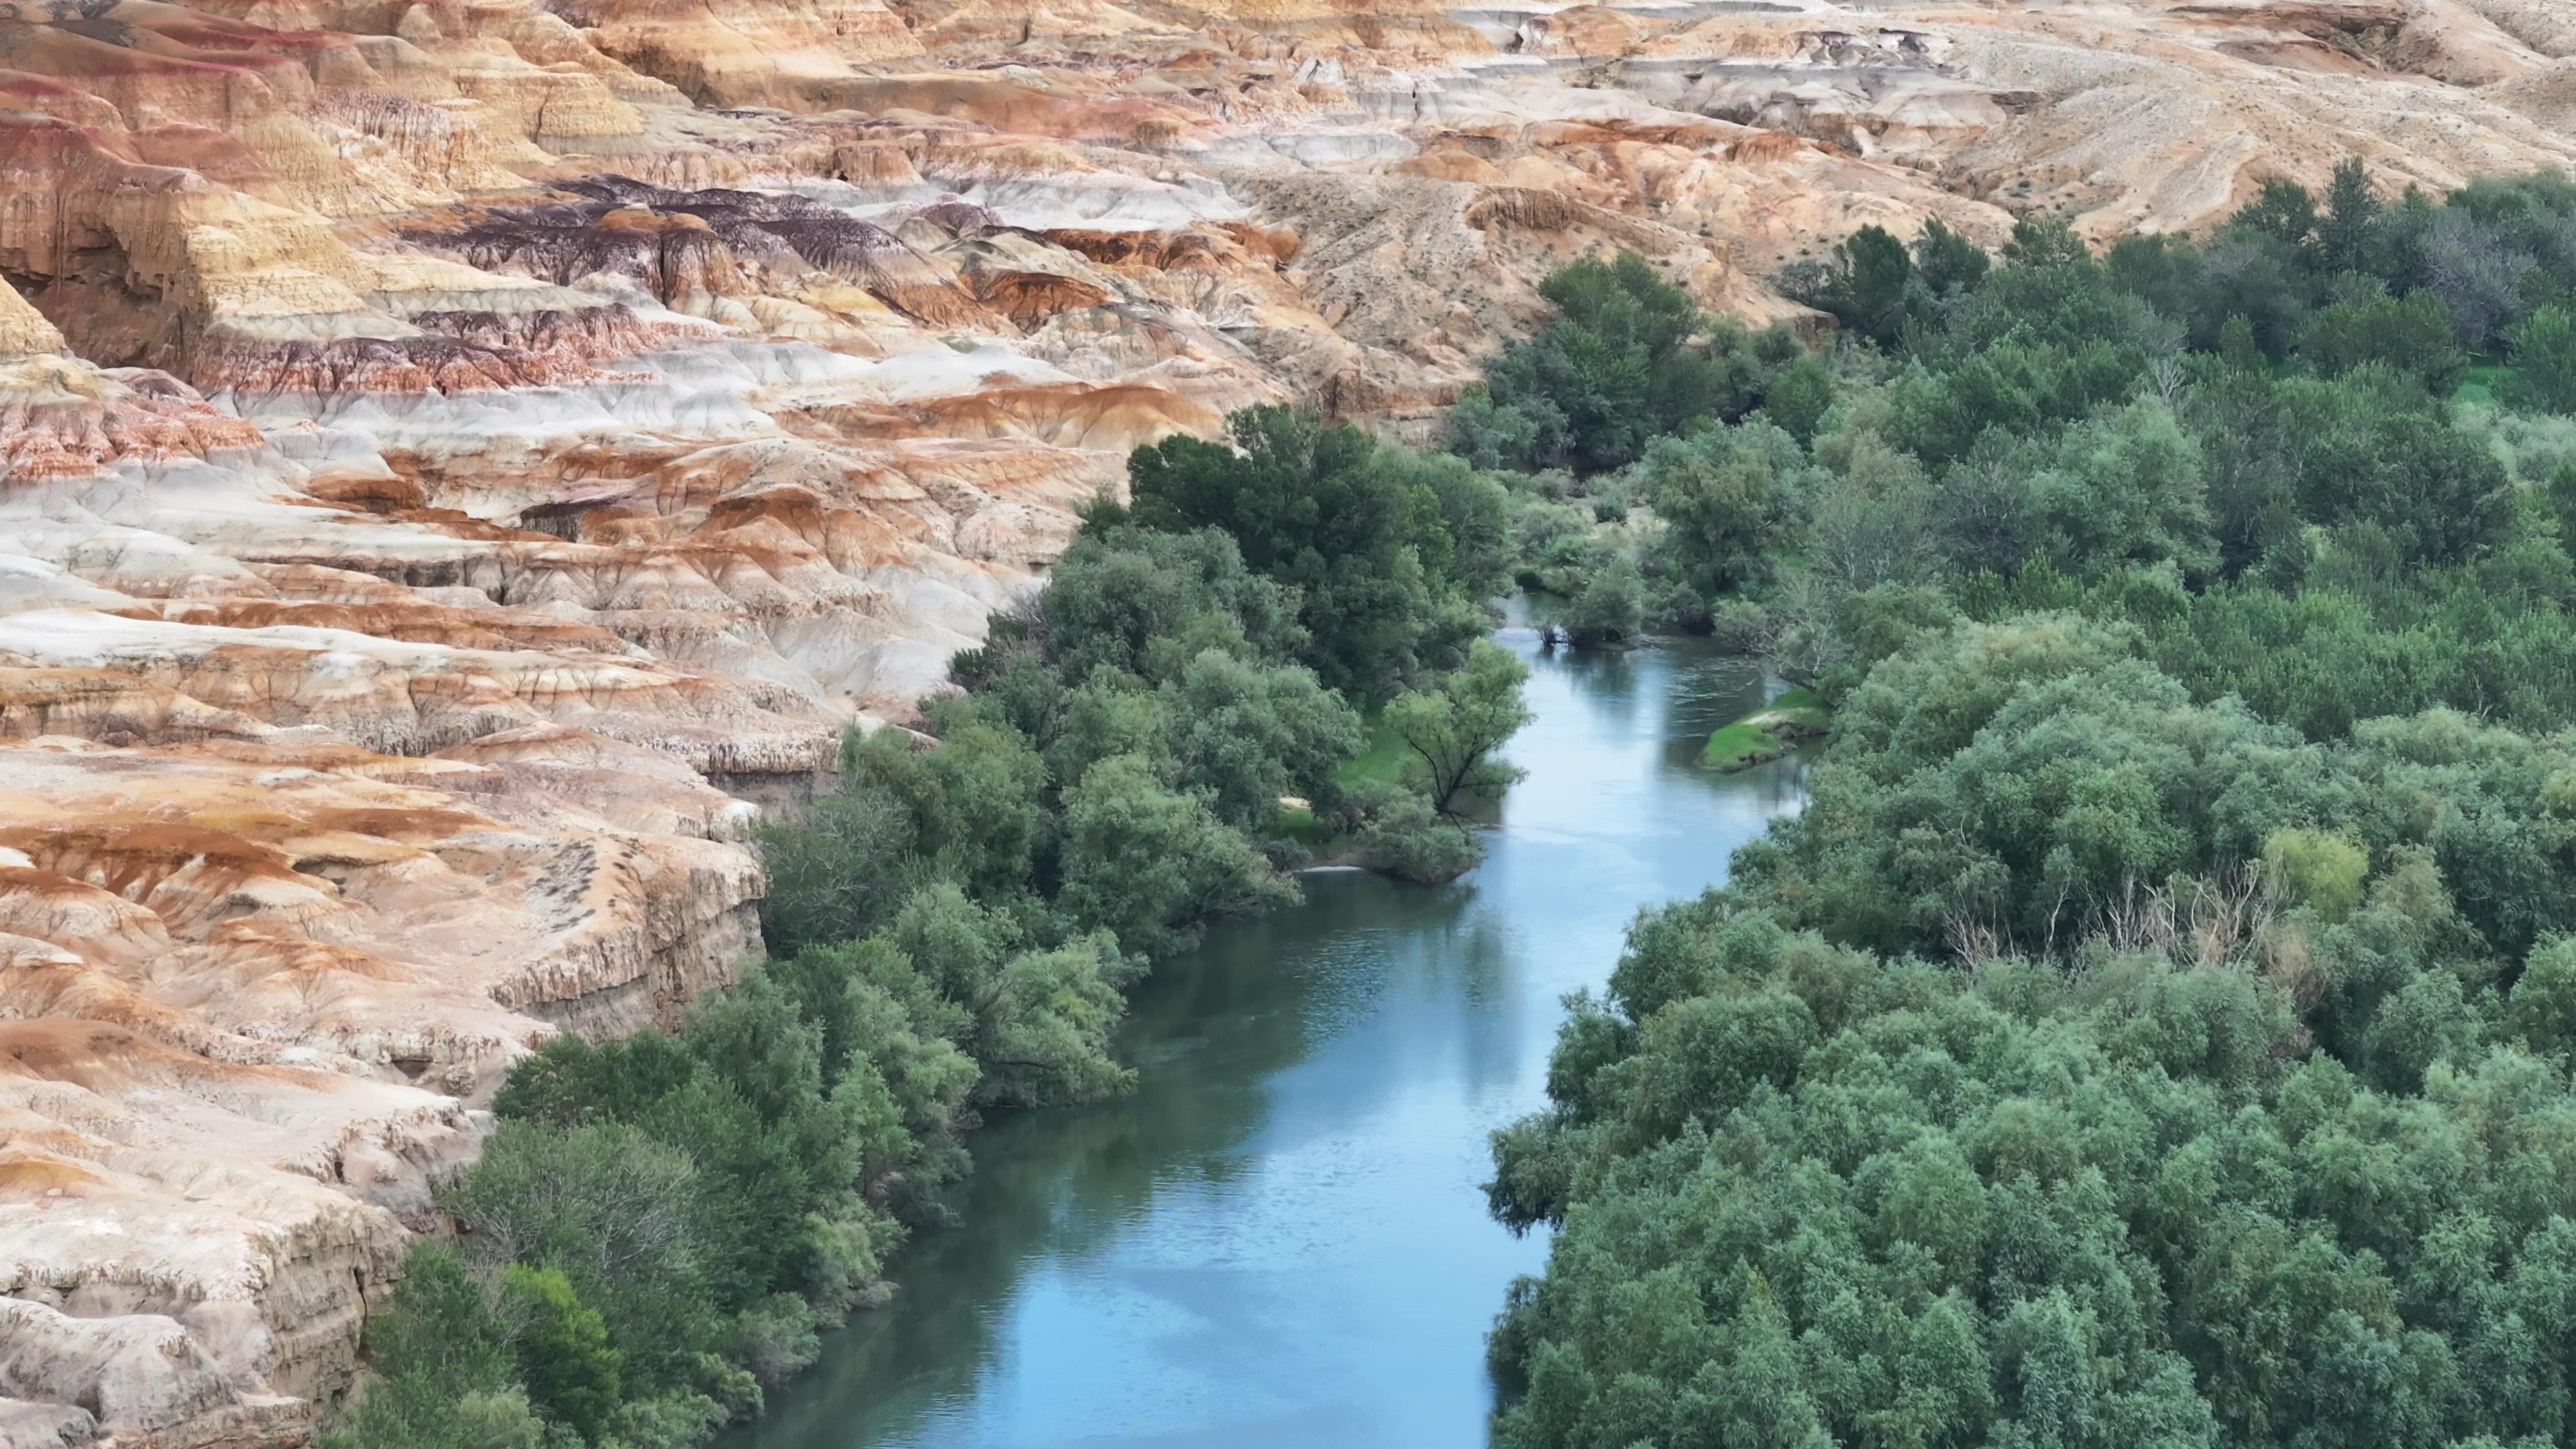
0,0,2568,1442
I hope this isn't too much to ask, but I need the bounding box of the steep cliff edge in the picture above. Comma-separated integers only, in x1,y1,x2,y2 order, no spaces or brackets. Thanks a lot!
1,0,2570,1441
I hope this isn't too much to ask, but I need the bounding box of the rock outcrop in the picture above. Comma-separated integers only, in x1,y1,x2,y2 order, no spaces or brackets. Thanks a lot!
0,0,2567,1440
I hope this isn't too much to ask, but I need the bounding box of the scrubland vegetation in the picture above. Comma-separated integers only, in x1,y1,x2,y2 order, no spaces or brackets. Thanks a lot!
1473,166,2576,1449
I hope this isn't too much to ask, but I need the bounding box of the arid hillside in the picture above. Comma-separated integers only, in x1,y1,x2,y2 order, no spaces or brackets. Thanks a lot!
2,0,2571,1442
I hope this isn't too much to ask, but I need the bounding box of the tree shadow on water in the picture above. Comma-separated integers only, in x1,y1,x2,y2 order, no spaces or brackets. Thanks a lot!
726,873,1479,1449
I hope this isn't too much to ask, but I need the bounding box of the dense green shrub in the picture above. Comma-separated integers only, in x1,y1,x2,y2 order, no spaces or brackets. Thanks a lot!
1779,223,1916,343
1339,779,1483,884
2296,283,2464,394
2506,307,2576,415
1487,904,2576,1449
1638,426,1803,596
1563,558,1645,647
1450,252,1788,474
1489,631,2576,1448
1124,405,1501,703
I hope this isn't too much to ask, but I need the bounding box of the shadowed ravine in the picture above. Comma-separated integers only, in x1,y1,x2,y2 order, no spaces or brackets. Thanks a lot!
724,623,1809,1448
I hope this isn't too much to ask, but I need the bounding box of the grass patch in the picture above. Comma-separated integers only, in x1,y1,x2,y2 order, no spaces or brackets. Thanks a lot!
1334,710,1410,790
2455,364,2514,408
1702,688,1831,773
1270,714,1411,842
1766,687,1829,727
1702,720,1786,771
1274,804,1324,845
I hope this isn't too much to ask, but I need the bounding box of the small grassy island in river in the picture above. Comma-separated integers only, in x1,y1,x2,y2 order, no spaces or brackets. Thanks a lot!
1699,686,1829,771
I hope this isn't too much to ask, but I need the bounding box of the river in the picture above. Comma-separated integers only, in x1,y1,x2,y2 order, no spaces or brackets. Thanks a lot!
724,621,1809,1448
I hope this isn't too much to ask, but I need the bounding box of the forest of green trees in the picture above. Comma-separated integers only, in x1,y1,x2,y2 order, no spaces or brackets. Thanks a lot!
331,156,2576,1449
1476,166,2576,1448
327,409,1533,1449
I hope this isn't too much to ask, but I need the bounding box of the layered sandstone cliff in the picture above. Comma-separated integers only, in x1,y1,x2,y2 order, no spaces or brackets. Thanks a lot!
1,0,2569,1442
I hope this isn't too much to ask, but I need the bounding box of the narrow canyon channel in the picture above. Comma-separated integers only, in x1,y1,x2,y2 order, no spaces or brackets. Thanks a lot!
724,619,1811,1448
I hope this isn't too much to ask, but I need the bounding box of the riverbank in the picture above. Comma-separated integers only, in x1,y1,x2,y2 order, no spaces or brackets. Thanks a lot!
720,629,1807,1448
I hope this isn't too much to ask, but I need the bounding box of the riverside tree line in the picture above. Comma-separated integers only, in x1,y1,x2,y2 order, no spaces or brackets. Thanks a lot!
1463,166,2576,1449
332,156,2576,1449
327,409,1536,1448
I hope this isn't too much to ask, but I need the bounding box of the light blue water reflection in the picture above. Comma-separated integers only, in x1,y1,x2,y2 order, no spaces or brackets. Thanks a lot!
724,625,1807,1448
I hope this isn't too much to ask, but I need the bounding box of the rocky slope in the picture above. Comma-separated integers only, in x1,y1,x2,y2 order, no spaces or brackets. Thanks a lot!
1,0,2571,1442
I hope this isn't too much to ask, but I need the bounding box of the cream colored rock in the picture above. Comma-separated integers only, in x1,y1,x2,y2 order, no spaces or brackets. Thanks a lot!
0,729,769,1439
0,282,65,359
2458,0,2576,54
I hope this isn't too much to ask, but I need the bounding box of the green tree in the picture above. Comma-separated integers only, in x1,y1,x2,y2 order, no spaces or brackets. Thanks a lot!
1782,223,1914,343
2507,935,2576,1057
2504,307,2576,415
1038,523,1303,686
2217,313,2263,372
2001,217,2094,269
2298,285,2465,395
1373,445,1517,598
500,1266,622,1442
1475,251,1760,471
1157,649,1364,828
755,784,926,958
369,1244,516,1399
1035,667,1165,794
1474,169,2576,1449
1057,753,1298,957
1386,639,1534,813
439,1122,718,1382
324,1246,535,1449
847,720,1047,904
2262,826,2367,924
2319,157,2382,275
888,884,1137,1106
2194,237,2313,358
1126,407,1453,702
782,938,977,1142
1564,555,1645,647
1915,219,1993,297
2233,178,2322,249
1444,384,1543,471
1941,400,2215,580
1762,352,1837,445
1339,778,1482,883
2306,403,2514,565
1643,433,1797,596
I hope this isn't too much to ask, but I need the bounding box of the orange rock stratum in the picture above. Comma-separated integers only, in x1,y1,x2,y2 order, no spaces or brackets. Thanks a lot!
1,0,2570,1440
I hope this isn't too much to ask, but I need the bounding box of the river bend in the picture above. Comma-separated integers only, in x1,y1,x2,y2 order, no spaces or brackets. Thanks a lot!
728,623,1809,1448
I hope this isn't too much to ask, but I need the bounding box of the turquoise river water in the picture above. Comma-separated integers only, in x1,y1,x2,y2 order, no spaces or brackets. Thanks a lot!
724,623,1808,1448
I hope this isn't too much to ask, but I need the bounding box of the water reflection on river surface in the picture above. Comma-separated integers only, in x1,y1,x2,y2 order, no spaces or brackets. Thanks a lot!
724,625,1809,1449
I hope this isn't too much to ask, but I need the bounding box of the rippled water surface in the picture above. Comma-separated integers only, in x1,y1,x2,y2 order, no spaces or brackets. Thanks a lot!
725,624,1808,1449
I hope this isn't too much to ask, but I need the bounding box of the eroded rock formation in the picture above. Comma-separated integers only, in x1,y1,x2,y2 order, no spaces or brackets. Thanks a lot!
0,0,2567,1440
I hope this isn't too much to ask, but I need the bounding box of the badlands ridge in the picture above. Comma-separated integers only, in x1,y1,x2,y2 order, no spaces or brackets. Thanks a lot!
1,0,2572,1441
